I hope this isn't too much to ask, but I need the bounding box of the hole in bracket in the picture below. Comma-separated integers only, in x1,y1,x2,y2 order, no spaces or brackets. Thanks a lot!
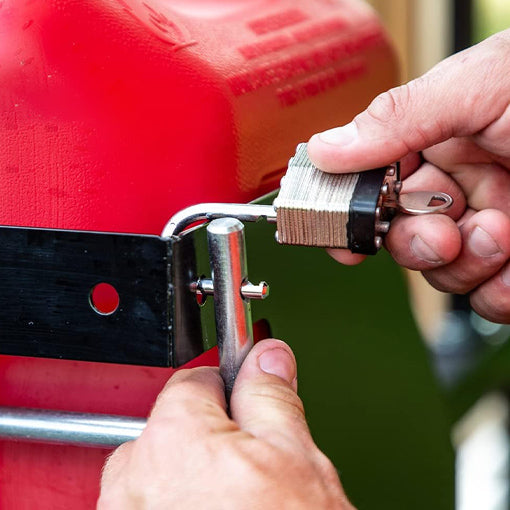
193,275,210,307
89,282,120,315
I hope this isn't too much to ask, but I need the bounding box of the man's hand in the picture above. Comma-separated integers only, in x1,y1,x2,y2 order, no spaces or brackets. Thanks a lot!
307,29,510,324
98,339,353,510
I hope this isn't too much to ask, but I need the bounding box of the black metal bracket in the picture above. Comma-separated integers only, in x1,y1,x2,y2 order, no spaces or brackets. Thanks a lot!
0,226,205,367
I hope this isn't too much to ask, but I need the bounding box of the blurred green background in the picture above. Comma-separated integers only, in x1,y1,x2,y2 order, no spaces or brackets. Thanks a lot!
474,0,510,41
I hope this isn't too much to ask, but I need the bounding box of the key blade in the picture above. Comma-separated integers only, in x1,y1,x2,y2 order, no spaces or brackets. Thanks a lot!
398,191,453,215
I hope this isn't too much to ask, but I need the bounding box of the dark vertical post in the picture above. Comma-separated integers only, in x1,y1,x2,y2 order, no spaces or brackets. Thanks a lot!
454,0,473,52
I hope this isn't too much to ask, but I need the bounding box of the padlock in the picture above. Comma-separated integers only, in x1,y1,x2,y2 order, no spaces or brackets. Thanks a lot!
274,143,452,254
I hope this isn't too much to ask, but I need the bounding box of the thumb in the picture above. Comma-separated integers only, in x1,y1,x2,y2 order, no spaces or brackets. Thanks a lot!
307,29,510,173
230,339,313,450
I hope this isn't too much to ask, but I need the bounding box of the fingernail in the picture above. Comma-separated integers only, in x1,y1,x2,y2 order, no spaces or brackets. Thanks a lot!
318,122,358,146
502,264,510,287
258,348,296,384
410,235,442,263
468,226,501,257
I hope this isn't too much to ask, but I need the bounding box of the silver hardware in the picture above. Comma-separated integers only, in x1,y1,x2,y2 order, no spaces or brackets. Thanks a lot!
190,278,214,306
198,278,215,294
0,406,145,448
376,221,391,234
206,218,256,400
241,281,270,300
162,203,277,238
192,277,269,304
397,191,453,215
190,277,214,296
374,236,383,250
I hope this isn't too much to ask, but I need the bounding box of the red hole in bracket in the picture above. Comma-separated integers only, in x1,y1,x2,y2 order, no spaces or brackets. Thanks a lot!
89,282,119,315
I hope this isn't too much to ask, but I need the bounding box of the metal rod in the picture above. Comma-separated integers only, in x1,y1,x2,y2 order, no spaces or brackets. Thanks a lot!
207,218,253,401
0,406,145,448
193,278,269,301
162,203,277,238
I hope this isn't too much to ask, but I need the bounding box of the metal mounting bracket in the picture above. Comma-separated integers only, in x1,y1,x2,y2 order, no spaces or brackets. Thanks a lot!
0,203,275,447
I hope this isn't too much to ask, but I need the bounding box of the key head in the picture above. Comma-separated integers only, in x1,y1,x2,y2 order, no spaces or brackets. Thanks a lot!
397,191,453,215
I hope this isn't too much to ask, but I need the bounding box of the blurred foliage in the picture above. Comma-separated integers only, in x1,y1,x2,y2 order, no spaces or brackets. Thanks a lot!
473,0,510,41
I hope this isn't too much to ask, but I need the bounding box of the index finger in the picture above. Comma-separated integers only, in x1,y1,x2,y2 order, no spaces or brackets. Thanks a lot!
147,367,232,435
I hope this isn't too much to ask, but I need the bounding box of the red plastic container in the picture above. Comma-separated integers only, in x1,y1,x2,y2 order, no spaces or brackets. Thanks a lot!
0,1,397,507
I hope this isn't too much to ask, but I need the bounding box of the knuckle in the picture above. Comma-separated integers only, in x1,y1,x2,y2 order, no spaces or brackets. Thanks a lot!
152,394,212,424
472,287,510,324
448,278,475,295
153,375,222,419
148,394,235,440
247,382,305,416
365,84,411,125
313,449,340,481
166,366,220,389
486,30,510,57
463,32,510,110
363,80,442,152
422,270,470,295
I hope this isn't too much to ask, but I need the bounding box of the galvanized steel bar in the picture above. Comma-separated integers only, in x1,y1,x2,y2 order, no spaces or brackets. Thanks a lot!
0,407,145,448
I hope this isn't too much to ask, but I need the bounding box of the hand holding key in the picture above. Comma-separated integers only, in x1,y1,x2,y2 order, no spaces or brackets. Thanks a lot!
308,29,510,324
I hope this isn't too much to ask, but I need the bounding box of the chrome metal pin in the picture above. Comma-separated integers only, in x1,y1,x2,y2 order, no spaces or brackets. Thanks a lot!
207,218,253,401
192,278,269,301
241,281,270,300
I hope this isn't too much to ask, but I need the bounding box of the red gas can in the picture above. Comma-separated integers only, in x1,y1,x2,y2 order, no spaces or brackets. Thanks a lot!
0,0,397,507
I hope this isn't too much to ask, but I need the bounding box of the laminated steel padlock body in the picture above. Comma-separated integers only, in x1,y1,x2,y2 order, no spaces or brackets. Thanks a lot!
0,1,398,508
